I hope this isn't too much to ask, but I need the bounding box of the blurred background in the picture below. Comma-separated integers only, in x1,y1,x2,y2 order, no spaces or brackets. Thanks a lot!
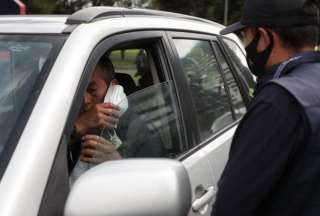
2,0,245,25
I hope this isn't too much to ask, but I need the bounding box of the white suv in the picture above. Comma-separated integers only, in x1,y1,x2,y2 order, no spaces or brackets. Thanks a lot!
0,7,254,216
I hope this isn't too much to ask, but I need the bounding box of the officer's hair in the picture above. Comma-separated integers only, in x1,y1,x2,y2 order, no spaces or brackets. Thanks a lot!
97,57,115,82
271,0,320,51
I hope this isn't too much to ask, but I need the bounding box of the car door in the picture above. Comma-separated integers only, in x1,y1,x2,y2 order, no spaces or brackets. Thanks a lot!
167,31,249,216
37,30,193,215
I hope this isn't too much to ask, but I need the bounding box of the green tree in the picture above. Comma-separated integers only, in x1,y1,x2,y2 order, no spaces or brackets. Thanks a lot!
23,0,117,14
23,0,57,14
224,0,245,24
153,0,245,24
151,0,193,15
54,0,117,14
23,0,245,26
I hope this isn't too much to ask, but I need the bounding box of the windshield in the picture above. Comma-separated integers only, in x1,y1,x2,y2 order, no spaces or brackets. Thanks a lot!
0,35,66,171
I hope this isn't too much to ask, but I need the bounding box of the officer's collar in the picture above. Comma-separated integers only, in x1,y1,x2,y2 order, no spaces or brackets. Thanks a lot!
279,51,320,77
254,64,279,95
253,51,320,96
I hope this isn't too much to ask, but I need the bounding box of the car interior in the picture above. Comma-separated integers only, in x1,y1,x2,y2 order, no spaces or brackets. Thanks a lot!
110,41,185,158
68,39,185,180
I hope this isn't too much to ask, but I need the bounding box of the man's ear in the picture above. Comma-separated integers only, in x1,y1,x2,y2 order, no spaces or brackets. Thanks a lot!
257,27,273,52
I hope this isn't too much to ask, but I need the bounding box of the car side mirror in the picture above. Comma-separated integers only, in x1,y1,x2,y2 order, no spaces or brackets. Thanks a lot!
64,159,192,216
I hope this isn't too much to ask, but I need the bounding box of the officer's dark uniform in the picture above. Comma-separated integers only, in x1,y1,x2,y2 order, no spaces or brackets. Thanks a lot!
214,52,320,215
213,0,320,214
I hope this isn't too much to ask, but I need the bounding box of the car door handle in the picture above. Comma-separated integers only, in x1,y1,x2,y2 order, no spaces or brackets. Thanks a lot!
192,186,216,212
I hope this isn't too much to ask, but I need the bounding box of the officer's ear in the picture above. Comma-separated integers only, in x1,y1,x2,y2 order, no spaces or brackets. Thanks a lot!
256,27,274,52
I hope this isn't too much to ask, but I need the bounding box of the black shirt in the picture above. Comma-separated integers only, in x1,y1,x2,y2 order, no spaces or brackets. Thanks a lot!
213,66,309,216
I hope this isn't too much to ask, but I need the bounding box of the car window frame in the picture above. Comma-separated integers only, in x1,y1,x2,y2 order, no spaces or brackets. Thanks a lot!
166,31,247,159
64,30,188,158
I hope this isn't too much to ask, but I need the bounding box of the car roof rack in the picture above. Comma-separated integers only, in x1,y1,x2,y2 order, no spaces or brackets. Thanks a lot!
66,6,223,28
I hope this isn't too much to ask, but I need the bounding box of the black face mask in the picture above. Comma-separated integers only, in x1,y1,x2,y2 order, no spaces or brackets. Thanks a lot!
245,31,274,77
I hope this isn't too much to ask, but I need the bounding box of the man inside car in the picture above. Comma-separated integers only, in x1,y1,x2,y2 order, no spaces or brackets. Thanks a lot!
68,57,122,171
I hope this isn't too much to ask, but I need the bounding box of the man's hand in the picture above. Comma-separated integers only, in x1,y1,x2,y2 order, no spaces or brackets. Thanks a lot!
75,103,120,136
80,134,122,164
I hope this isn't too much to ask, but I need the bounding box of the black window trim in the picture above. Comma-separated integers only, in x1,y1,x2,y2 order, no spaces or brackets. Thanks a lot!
211,40,252,123
217,36,252,106
210,40,238,121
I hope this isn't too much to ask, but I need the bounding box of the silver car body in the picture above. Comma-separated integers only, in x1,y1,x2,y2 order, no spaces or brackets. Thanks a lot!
0,11,246,216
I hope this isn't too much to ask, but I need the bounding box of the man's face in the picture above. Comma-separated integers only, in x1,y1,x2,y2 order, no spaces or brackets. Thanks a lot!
83,65,109,111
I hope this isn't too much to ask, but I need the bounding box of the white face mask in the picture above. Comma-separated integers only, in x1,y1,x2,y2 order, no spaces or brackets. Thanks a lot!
102,83,128,149
70,84,129,184
104,83,128,116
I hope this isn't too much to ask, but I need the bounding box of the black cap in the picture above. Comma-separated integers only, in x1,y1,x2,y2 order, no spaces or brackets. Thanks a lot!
221,0,319,35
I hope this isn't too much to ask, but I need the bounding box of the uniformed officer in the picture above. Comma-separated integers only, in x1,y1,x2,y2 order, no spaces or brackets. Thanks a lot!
213,0,320,215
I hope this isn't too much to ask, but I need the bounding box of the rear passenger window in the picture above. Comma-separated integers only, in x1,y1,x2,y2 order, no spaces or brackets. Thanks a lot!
173,39,233,142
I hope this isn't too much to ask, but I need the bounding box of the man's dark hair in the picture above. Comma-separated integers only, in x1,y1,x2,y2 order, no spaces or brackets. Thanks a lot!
271,0,320,50
97,56,115,82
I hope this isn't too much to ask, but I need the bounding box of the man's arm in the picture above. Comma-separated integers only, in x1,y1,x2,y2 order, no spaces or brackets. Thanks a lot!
69,103,121,167
80,134,122,164
213,85,307,216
